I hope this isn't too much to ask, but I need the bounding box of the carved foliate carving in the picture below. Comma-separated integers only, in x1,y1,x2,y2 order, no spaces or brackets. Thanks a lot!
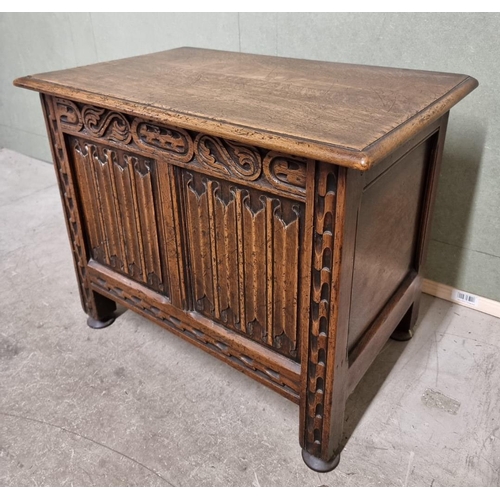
194,135,262,180
81,106,132,143
304,163,338,456
131,118,194,162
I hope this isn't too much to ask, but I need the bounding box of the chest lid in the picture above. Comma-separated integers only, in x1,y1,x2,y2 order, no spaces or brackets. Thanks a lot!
14,47,477,170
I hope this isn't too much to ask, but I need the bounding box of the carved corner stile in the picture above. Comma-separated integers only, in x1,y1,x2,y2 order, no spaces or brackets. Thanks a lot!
41,94,115,320
300,162,339,457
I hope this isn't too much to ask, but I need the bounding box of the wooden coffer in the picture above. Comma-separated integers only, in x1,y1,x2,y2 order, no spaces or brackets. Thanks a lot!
14,48,477,471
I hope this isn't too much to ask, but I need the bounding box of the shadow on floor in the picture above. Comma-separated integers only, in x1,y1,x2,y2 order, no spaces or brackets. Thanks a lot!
341,296,434,446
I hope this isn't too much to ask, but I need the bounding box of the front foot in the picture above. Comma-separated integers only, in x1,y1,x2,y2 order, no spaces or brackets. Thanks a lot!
390,328,414,342
302,449,341,472
87,315,115,329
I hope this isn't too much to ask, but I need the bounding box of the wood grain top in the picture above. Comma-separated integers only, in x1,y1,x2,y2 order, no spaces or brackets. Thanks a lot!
14,47,478,170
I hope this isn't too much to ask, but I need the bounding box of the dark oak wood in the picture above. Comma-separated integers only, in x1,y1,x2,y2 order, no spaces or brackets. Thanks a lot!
14,48,477,472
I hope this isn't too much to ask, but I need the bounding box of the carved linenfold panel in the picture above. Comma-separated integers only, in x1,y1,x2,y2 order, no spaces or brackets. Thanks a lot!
242,193,267,340
272,202,301,354
131,118,194,162
194,135,262,180
182,170,303,360
69,137,166,294
154,162,187,309
263,152,307,195
71,141,107,264
304,163,338,456
88,272,299,401
82,105,132,143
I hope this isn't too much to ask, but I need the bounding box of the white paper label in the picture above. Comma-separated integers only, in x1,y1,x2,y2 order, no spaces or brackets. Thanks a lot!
454,290,478,307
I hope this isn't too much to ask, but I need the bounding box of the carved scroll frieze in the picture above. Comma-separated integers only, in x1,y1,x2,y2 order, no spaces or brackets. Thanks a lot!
194,135,262,180
263,152,307,196
54,98,310,200
304,163,338,456
131,118,194,162
81,105,132,143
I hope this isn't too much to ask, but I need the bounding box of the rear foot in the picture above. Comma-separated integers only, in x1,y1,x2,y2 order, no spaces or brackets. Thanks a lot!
390,328,414,342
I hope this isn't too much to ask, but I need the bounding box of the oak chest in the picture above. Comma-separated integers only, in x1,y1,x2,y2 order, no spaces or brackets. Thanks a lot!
14,48,477,471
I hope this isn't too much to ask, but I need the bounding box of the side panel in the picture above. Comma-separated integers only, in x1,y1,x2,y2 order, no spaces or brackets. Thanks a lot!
347,136,435,351
347,115,449,394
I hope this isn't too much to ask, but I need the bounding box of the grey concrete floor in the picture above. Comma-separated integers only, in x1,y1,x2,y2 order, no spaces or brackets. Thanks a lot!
1,148,499,487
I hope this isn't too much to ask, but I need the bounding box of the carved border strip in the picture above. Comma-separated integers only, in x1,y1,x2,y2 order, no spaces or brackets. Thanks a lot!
88,272,300,402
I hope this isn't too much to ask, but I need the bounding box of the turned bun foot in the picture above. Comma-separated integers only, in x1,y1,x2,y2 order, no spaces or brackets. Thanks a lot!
390,328,414,342
302,449,341,472
87,316,115,329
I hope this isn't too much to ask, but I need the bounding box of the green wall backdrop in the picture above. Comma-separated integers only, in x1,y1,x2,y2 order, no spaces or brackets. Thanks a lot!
1,13,499,301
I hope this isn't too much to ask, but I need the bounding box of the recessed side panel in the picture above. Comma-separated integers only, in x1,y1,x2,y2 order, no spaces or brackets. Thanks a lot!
347,136,434,351
181,169,304,361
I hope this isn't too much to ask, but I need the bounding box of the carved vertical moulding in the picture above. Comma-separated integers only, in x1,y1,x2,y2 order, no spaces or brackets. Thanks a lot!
304,163,338,456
